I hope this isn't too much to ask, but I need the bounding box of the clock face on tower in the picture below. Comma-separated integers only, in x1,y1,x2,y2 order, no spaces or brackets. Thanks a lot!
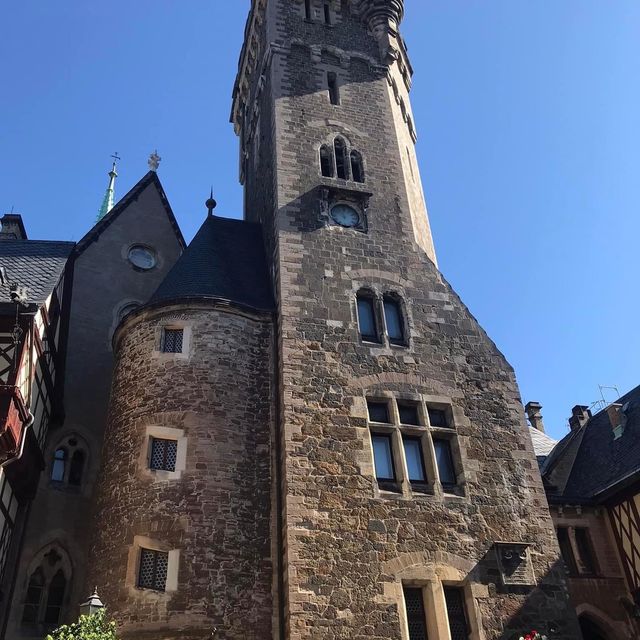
330,204,360,228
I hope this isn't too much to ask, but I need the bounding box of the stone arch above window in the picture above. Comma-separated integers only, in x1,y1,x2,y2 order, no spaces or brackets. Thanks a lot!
319,136,366,183
21,545,72,629
50,435,88,489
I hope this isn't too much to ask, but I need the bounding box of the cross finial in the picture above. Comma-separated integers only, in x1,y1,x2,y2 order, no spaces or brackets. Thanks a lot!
111,152,121,163
148,150,161,172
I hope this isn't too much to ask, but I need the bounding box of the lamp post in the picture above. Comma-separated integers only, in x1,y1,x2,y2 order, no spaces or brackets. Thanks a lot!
79,588,105,616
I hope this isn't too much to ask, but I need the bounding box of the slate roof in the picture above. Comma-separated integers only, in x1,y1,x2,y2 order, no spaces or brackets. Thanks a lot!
528,427,558,467
544,385,640,501
0,240,75,308
149,214,274,312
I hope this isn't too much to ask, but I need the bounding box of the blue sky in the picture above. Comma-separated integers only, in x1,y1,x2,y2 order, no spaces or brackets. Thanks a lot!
1,1,638,438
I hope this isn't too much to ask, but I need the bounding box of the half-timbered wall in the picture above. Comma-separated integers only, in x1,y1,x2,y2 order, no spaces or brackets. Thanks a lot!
609,493,640,596
0,470,18,581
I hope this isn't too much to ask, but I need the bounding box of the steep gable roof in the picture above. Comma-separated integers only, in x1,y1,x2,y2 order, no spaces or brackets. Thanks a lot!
149,214,274,312
75,171,185,255
0,240,74,308
544,385,640,501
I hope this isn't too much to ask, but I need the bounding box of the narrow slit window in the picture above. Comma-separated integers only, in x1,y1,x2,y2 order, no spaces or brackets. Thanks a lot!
334,137,348,179
327,72,340,105
320,145,334,177
357,294,379,343
367,401,390,424
323,2,331,24
350,150,364,183
383,297,405,344
403,587,428,640
138,548,169,592
575,528,597,575
162,328,183,354
304,0,311,20
443,587,470,640
403,437,427,484
434,439,456,487
556,527,578,575
371,433,395,482
51,448,66,483
150,438,178,472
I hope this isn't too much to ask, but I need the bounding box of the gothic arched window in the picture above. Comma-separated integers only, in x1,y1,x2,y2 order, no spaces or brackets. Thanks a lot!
51,449,66,483
50,437,87,488
334,137,349,179
350,151,364,183
21,547,70,628
383,295,406,345
320,145,334,178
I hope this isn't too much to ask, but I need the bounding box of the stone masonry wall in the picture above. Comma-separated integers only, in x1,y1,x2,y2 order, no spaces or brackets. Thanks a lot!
88,302,274,640
240,1,581,638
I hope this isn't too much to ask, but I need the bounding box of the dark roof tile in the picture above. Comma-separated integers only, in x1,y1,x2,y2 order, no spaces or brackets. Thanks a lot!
149,215,274,312
0,240,74,306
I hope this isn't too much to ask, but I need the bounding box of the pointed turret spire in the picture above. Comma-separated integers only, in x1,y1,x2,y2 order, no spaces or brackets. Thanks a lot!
97,153,120,221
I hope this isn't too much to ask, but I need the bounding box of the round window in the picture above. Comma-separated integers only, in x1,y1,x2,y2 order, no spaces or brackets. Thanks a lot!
330,204,360,228
128,245,156,270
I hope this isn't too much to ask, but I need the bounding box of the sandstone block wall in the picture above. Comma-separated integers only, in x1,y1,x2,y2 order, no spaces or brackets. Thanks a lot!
89,303,274,640
239,1,581,637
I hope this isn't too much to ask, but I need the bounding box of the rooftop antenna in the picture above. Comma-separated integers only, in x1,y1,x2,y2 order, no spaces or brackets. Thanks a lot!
599,385,620,406
97,152,121,222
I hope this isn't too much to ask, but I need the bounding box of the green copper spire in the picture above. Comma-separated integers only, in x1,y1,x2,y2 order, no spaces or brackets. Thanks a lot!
97,153,120,221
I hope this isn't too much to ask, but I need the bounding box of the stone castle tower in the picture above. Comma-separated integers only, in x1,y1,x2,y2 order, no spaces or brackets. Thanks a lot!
83,1,580,639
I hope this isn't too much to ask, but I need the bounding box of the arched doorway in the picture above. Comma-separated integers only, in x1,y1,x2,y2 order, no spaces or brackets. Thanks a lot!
579,615,608,640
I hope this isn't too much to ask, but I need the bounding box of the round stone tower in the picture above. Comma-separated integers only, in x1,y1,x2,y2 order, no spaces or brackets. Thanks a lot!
88,212,275,640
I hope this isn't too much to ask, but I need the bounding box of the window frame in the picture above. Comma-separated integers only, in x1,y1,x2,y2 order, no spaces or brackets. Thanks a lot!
149,437,178,473
556,526,579,576
383,295,406,346
137,548,169,592
356,292,381,344
366,397,464,498
161,327,184,354
402,435,429,489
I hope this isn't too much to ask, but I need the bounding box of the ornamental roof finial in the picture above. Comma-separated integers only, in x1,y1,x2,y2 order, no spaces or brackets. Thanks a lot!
97,153,120,222
148,150,161,172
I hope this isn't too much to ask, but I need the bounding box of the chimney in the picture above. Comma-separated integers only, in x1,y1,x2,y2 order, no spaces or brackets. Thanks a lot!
569,405,591,431
0,214,28,240
525,401,545,433
606,403,625,440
